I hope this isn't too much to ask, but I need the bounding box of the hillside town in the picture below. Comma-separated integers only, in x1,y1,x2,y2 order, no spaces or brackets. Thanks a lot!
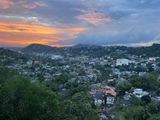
1,44,160,120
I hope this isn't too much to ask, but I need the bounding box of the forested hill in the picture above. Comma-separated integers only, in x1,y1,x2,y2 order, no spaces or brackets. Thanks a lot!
126,44,160,56
2,43,160,57
21,44,61,54
0,48,21,57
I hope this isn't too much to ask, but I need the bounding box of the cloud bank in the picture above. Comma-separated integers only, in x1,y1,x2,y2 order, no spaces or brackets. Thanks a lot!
0,0,160,47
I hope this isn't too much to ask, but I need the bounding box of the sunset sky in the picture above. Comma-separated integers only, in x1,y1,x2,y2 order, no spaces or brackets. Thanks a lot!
0,0,160,47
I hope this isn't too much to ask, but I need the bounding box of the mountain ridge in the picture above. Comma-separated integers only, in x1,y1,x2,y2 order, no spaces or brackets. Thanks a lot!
13,43,160,57
21,44,56,53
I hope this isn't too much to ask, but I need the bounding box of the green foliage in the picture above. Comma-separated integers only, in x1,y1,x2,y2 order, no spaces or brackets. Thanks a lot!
116,100,160,120
78,69,86,76
141,95,151,105
116,105,147,120
147,102,160,115
130,74,159,91
0,66,19,84
130,97,143,106
67,84,89,97
59,92,99,120
117,82,132,93
0,66,99,120
147,114,160,120
0,66,59,120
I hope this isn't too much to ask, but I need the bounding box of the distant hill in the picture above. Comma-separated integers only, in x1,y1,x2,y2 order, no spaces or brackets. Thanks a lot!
21,44,56,53
126,44,160,56
0,48,27,62
20,43,160,57
72,44,101,49
143,44,160,56
0,48,20,57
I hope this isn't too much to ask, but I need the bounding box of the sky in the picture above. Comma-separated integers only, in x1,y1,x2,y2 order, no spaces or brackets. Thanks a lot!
0,0,160,47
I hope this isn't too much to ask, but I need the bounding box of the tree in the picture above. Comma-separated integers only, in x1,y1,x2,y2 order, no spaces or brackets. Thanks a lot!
148,114,160,120
0,67,59,120
122,106,147,120
141,95,151,105
147,102,160,115
0,66,18,84
117,82,132,95
130,75,159,91
0,66,99,120
57,91,99,120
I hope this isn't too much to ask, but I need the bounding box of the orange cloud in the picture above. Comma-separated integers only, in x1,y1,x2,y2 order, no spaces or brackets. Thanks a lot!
0,32,65,47
77,11,112,25
0,21,88,47
0,39,48,46
0,22,60,35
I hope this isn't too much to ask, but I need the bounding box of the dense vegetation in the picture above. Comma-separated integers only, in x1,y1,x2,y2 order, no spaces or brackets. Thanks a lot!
0,66,99,120
115,73,160,120
115,99,160,120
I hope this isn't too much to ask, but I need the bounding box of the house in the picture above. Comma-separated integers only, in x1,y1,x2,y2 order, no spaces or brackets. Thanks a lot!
108,79,114,82
94,91,105,106
94,86,117,105
51,55,63,60
116,59,132,66
27,60,33,66
132,88,149,98
138,72,146,76
148,57,156,63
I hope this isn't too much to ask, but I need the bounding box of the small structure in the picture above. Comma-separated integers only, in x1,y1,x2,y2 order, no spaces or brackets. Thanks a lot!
116,59,132,66
132,88,149,98
94,91,105,106
94,86,117,105
51,55,63,60
26,60,33,66
148,57,156,63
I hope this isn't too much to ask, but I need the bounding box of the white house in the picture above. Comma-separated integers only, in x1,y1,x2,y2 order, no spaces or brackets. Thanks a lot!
148,57,156,63
94,99,103,106
26,60,33,66
51,55,63,60
116,59,133,66
106,95,115,105
132,88,149,98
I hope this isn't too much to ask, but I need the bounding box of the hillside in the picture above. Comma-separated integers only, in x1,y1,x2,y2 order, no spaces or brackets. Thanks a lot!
0,48,22,58
20,43,160,57
21,44,56,53
126,44,160,57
